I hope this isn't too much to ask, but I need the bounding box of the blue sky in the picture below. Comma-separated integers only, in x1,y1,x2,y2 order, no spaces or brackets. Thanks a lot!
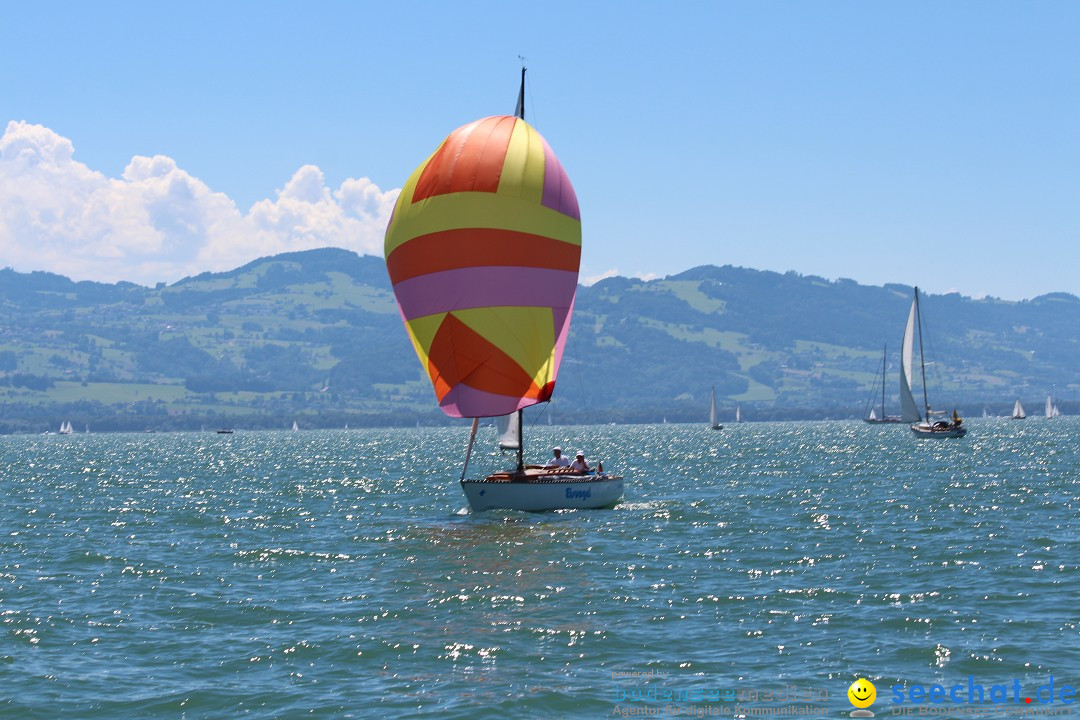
1,1,1077,299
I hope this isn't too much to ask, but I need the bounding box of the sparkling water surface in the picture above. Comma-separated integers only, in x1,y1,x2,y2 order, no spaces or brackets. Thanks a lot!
2,419,1078,718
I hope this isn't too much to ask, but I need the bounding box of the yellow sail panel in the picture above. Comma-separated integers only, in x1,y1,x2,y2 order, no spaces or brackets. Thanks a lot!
452,306,556,384
402,312,447,370
385,192,580,257
497,120,546,204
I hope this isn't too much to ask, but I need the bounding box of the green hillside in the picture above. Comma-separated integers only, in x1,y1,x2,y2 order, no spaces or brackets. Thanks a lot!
0,249,1076,432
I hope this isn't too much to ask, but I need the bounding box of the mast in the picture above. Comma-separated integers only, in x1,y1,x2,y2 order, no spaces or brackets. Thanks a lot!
515,409,525,474
514,63,526,120
914,287,931,420
880,344,887,419
513,60,527,474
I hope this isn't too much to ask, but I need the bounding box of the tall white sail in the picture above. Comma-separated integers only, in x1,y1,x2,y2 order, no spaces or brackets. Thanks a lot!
495,413,520,450
899,298,922,423
1046,396,1053,419
1013,399,1026,419
735,405,742,423
709,386,718,427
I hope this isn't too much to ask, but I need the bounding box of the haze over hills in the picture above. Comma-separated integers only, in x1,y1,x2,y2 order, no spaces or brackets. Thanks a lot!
0,248,1076,432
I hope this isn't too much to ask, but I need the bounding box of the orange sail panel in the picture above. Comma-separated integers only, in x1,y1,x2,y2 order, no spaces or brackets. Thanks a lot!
384,115,580,418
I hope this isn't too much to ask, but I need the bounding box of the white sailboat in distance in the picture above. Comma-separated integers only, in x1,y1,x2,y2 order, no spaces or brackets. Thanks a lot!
495,413,520,450
903,287,967,438
864,344,903,423
709,386,723,430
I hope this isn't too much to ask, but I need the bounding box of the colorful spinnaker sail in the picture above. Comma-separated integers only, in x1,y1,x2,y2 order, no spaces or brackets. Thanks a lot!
384,114,581,418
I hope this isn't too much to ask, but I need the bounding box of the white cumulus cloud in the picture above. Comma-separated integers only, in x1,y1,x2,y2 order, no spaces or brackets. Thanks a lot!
581,268,621,286
581,268,657,285
0,121,399,286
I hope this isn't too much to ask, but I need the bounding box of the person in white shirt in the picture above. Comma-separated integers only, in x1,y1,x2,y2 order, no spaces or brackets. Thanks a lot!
544,446,570,469
569,451,591,473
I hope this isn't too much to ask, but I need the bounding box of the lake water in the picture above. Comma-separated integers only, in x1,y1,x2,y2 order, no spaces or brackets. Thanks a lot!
2,419,1078,719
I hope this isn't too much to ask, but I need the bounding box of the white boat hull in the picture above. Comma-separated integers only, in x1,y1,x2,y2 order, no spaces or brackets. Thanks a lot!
911,422,967,438
460,471,624,512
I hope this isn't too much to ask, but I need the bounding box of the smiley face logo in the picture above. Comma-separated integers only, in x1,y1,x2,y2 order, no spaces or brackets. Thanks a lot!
848,678,876,709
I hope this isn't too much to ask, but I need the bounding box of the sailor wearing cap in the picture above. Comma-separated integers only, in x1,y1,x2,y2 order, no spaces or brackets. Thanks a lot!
569,451,591,474
544,446,570,469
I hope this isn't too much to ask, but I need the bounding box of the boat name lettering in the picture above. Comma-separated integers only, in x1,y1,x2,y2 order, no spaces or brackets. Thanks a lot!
566,487,592,500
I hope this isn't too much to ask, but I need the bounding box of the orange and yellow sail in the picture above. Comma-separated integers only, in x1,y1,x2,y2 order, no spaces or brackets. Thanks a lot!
384,115,581,418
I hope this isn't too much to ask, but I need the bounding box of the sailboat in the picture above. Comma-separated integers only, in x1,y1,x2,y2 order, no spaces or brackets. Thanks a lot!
494,413,520,450
1012,399,1026,420
902,287,967,438
58,421,73,435
709,386,723,430
383,66,623,512
863,344,903,423
735,405,742,423
291,420,299,431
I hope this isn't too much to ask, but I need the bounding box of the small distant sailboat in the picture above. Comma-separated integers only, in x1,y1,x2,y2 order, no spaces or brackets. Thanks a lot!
58,421,73,435
735,405,743,423
709,386,723,430
863,344,903,423
1012,399,1026,420
1045,395,1060,419
494,413,520,450
292,420,299,431
902,287,966,438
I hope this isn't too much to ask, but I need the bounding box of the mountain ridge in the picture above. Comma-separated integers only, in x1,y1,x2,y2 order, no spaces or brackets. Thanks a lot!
0,248,1075,431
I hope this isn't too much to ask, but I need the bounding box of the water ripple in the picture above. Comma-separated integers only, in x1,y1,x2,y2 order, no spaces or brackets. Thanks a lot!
2,420,1079,717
